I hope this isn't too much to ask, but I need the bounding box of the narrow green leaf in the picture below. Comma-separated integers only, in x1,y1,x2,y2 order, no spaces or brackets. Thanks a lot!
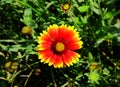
94,38,105,48
91,6,100,15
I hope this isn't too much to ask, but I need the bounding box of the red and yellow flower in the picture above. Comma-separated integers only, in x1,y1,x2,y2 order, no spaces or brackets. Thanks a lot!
36,24,83,68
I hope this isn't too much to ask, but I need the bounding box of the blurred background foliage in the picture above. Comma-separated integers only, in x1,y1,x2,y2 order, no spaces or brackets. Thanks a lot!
0,0,120,87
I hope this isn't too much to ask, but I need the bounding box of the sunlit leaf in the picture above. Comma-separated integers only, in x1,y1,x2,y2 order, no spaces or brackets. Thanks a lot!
90,6,100,15
78,5,89,12
104,12,113,19
103,68,110,75
88,52,94,62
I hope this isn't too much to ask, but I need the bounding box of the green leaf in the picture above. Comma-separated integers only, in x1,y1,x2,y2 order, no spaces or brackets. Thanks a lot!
91,6,100,15
1,0,13,4
20,8,32,25
114,22,120,28
89,0,99,8
78,5,89,13
75,72,83,80
79,16,88,24
24,8,32,17
88,52,94,62
105,33,114,39
104,12,113,19
0,44,8,51
45,1,56,9
103,68,110,75
8,45,25,52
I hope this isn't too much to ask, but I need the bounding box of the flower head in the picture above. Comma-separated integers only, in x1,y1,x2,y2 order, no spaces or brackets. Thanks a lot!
36,24,83,68
88,70,100,84
61,2,71,12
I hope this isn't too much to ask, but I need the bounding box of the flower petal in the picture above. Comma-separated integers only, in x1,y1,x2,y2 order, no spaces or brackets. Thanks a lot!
67,50,80,63
62,51,73,66
47,24,59,41
62,50,80,66
39,30,52,42
67,40,83,50
53,55,63,68
38,50,53,63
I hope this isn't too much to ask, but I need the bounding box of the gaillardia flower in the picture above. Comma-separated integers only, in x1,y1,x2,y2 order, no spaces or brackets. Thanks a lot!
36,24,83,68
61,2,71,12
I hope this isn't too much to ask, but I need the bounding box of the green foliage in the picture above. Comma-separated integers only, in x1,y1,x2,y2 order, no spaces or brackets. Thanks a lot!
0,0,120,87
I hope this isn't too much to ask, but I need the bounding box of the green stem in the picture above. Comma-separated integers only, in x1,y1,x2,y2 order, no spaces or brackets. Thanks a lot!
0,39,37,43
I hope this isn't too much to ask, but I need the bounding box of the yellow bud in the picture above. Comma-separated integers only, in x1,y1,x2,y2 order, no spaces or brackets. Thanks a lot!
21,26,32,35
4,61,18,73
89,62,101,71
4,61,11,69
